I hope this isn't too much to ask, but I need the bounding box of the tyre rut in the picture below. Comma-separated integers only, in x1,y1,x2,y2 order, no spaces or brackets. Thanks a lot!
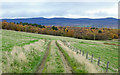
36,41,51,73
55,41,73,73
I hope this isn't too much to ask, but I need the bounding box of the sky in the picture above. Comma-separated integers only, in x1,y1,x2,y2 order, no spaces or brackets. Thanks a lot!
0,0,119,19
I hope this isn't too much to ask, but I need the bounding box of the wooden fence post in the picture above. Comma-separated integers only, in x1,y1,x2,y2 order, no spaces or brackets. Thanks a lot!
106,61,109,72
82,51,84,56
91,54,93,63
97,57,100,66
86,52,88,59
77,50,78,54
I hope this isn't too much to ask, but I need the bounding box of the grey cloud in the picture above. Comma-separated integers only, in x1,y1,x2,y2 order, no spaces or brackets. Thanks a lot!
1,2,117,18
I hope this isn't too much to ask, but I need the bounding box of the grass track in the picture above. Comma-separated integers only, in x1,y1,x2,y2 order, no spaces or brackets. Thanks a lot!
42,41,65,73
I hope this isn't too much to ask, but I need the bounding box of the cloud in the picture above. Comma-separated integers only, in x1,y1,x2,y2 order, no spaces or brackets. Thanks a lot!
0,2,118,19
85,3,118,18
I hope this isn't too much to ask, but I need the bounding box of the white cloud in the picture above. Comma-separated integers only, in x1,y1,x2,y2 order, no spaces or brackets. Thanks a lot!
86,3,118,18
0,2,118,19
43,15,108,19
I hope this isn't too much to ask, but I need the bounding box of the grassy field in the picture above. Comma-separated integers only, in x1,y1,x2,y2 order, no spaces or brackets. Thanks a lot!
2,40,50,73
63,40,118,72
1,29,118,73
2,30,51,73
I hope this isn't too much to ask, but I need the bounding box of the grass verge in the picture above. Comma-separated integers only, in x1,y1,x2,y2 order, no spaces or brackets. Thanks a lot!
56,41,87,73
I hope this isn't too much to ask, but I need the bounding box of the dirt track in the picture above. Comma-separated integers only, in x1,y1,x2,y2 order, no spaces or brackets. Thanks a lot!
36,40,99,73
55,41,73,73
36,40,73,73
36,41,51,73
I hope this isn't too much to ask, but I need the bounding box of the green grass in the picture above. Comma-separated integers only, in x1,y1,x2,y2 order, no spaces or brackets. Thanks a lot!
42,41,65,73
56,41,87,73
2,29,51,73
2,30,40,51
66,41,118,72
2,30,118,73
2,30,78,51
26,41,50,73
2,40,50,73
95,39,119,45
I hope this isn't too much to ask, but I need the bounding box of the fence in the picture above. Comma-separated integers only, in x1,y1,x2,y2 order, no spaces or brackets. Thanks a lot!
62,40,118,73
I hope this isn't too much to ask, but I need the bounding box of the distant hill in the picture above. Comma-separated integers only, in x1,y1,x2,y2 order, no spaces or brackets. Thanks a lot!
1,17,118,28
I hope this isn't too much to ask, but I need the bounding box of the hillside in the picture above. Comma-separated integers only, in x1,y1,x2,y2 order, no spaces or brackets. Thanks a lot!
2,30,118,73
1,17,118,28
2,21,118,40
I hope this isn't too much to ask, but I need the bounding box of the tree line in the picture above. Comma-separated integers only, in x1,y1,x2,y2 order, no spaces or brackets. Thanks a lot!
1,20,119,40
16,22,46,28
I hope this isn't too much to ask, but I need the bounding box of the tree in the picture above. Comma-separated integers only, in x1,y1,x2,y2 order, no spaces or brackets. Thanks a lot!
2,21,118,40
52,26,58,30
98,30,102,33
20,22,22,24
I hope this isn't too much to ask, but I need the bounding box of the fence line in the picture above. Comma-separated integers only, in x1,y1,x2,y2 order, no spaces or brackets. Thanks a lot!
62,41,118,72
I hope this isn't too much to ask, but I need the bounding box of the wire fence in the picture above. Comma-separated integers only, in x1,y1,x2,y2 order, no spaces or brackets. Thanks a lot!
62,40,118,73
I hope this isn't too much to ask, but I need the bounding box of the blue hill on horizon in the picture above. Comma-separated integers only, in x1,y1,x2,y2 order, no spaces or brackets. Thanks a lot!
1,17,118,28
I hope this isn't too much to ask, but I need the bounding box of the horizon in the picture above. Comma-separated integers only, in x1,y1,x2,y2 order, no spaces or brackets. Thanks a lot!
1,16,118,19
